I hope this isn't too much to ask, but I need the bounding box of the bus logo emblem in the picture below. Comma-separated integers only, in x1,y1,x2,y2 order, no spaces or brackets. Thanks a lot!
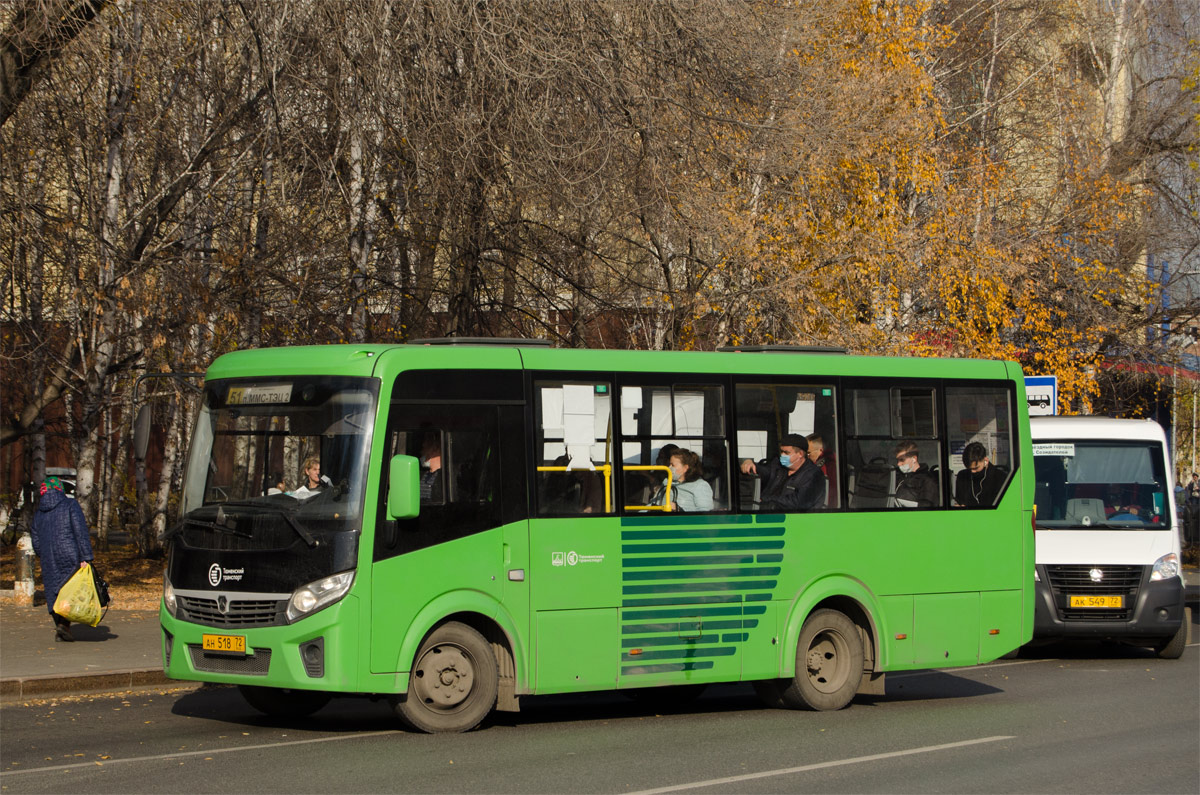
552,552,565,567
208,563,222,587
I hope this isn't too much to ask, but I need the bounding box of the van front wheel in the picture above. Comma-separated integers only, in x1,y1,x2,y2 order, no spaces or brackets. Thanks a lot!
1154,607,1190,659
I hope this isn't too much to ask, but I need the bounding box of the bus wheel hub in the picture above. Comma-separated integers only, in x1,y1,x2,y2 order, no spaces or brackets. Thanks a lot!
416,644,475,707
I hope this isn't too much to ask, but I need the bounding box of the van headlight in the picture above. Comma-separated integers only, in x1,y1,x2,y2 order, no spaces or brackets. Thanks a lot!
163,575,177,617
1150,553,1180,582
287,571,354,622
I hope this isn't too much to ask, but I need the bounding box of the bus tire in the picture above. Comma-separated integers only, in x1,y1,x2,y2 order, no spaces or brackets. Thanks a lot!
1154,607,1190,659
238,685,331,719
392,621,498,733
779,608,863,711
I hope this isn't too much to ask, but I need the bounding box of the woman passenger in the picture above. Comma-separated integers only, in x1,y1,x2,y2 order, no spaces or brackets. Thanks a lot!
661,448,713,513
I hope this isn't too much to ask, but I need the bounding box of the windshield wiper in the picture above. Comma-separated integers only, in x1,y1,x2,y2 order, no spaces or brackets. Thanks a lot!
277,509,318,548
163,513,253,541
214,500,319,548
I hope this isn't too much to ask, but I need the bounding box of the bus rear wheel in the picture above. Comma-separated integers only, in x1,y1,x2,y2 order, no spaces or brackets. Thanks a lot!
238,685,331,719
392,621,498,733
766,609,864,711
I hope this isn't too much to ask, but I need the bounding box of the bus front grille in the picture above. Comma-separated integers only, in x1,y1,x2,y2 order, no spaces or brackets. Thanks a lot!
178,595,287,628
1046,564,1142,621
188,645,272,675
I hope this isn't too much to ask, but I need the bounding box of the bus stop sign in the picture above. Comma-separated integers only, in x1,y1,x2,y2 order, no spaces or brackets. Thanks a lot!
1025,375,1057,415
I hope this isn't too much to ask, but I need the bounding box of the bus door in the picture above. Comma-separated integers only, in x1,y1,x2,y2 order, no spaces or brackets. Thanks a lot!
614,381,744,690
528,378,622,693
370,402,507,675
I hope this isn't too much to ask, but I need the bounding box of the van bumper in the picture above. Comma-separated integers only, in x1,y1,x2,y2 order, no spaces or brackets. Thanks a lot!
1033,567,1184,641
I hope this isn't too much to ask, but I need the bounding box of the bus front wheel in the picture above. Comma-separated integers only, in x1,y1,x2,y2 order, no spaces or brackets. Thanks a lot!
239,685,331,719
392,621,498,733
761,609,864,711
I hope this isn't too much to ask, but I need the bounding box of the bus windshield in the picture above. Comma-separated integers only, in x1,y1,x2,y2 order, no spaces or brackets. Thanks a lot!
180,376,378,535
1033,439,1169,530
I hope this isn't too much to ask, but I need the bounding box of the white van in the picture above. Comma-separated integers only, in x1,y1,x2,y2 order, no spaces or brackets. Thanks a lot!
1030,416,1188,658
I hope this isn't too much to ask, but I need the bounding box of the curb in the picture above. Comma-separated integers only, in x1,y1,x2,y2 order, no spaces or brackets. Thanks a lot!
0,669,197,704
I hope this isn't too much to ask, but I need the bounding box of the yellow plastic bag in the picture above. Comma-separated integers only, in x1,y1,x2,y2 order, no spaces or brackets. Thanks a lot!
53,562,103,627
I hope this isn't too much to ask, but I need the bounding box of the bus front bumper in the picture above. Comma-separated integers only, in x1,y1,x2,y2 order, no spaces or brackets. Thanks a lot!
160,595,359,691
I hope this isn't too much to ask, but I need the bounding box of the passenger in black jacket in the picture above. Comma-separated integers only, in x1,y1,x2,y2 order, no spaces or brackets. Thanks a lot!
740,433,826,512
894,440,939,507
954,441,1004,507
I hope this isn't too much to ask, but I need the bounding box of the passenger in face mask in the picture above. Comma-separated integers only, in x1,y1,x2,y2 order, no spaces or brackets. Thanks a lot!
739,433,826,512
894,440,939,508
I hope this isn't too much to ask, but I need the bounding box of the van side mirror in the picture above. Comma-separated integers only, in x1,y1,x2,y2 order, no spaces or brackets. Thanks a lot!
388,455,420,520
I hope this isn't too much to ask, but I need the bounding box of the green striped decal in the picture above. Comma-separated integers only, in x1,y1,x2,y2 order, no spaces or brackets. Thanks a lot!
620,515,784,676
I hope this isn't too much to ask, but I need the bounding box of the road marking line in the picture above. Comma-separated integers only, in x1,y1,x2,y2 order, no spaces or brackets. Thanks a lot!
625,735,1017,795
0,730,401,778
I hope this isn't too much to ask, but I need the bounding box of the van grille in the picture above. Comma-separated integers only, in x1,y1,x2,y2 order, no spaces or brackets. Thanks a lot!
1046,564,1143,621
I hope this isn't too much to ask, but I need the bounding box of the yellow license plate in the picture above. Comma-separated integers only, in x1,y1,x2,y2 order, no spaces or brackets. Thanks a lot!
1069,595,1124,608
202,633,246,654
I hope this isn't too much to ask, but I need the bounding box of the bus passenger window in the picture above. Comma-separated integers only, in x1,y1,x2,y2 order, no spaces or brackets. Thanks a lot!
619,383,729,513
946,386,1014,508
734,384,838,512
533,381,614,515
844,388,941,510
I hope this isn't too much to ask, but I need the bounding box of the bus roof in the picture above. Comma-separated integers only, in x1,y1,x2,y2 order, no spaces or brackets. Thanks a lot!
1030,415,1168,443
205,342,1022,382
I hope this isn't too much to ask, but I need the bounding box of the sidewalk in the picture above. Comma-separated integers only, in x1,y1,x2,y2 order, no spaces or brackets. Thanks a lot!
2,570,1198,704
0,604,185,703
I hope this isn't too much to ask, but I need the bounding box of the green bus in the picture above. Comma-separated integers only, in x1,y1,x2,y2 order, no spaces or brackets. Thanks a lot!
160,340,1034,732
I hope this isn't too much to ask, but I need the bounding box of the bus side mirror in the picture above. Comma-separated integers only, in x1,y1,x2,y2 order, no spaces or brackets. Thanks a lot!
133,404,152,460
388,455,420,520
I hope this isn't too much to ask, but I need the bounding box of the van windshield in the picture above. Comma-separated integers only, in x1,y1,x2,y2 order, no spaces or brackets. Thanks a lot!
1033,440,1169,530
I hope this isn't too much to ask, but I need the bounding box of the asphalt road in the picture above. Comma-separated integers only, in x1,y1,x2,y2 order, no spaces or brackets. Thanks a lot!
2,630,1197,794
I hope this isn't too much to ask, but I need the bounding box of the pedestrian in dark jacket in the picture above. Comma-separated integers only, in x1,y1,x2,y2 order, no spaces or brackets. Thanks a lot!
31,476,94,641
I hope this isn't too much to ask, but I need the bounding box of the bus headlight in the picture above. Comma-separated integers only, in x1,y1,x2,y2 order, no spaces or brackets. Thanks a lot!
287,571,354,622
1150,553,1180,582
163,575,177,617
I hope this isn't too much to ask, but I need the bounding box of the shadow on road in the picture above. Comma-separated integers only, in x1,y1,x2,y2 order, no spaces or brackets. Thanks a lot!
167,675,1009,734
